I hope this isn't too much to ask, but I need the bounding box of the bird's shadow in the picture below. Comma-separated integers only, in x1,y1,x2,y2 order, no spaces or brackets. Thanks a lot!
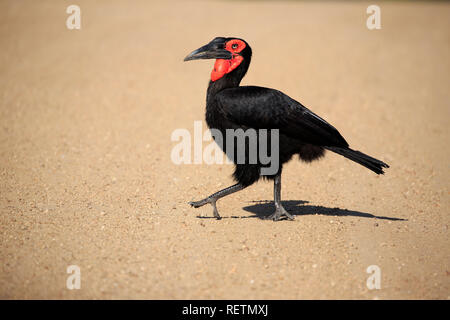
243,200,406,221
196,200,406,221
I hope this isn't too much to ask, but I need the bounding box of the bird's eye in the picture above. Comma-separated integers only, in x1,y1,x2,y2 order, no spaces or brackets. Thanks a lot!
232,43,238,50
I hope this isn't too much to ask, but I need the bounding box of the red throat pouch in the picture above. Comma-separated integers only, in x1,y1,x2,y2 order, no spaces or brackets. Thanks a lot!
211,56,243,82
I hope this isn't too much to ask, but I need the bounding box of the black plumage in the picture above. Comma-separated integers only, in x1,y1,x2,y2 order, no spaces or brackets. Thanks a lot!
184,37,389,221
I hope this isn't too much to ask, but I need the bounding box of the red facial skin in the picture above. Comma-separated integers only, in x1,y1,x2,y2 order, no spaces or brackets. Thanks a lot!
211,39,246,82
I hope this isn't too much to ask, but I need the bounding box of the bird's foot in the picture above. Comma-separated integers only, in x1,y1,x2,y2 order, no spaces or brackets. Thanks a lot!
189,198,221,220
264,205,295,221
188,198,209,208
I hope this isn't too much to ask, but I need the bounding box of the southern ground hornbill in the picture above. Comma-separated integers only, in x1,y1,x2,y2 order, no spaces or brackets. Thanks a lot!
184,37,389,221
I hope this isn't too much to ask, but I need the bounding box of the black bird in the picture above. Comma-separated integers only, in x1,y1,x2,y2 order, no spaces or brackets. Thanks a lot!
184,37,389,221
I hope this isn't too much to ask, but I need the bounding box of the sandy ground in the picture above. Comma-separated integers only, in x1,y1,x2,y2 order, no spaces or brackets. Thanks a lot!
0,0,449,299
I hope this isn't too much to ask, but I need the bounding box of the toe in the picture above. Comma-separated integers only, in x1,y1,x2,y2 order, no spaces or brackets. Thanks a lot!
188,201,197,207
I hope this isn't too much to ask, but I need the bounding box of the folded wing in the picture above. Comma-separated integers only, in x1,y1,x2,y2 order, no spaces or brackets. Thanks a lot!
215,86,349,148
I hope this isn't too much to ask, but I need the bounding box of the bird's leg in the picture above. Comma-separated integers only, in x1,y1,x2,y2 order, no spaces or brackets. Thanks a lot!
189,183,246,219
264,173,295,221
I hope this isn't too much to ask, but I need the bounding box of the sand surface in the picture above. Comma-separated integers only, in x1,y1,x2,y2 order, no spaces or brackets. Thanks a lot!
0,0,449,299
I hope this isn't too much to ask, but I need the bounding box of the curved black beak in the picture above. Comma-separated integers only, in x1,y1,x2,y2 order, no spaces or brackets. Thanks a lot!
184,40,232,62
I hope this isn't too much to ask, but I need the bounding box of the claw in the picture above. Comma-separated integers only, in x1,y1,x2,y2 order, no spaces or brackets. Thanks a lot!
188,198,221,219
264,206,295,221
188,199,208,208
211,201,221,220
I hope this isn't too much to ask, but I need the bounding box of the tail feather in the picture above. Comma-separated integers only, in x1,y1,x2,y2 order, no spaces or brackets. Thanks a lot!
325,146,389,175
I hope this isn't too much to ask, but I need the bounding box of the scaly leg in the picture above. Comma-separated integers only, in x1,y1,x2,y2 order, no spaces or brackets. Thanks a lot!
264,173,295,221
189,183,246,219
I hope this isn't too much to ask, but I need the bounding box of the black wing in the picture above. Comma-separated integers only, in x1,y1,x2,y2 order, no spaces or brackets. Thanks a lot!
215,86,349,148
